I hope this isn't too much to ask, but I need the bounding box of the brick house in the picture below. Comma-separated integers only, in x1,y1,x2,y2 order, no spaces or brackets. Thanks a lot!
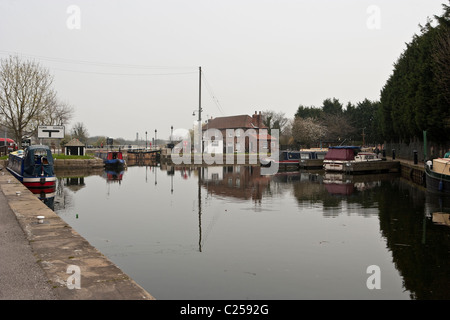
202,111,275,153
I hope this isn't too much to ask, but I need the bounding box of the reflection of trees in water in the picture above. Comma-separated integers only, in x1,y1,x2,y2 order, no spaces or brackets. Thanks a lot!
287,172,450,299
290,172,390,216
376,178,450,300
54,177,72,212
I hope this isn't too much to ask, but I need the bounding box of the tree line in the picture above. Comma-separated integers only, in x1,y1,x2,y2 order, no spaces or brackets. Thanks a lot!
262,97,381,150
379,3,450,144
273,2,449,150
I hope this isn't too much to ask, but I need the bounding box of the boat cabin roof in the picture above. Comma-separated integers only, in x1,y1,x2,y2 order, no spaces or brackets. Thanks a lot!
280,151,300,160
328,146,360,150
24,145,53,166
325,146,361,160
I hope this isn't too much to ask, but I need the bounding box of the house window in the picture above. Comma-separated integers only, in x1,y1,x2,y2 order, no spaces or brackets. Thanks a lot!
227,142,234,153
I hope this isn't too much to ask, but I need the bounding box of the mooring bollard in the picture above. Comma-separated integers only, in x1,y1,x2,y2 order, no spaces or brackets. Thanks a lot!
413,150,418,165
392,149,396,160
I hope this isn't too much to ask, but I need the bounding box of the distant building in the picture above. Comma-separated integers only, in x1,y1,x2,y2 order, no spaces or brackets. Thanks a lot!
202,111,275,153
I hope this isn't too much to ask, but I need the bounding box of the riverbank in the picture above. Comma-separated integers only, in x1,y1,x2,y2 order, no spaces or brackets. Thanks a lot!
0,167,155,300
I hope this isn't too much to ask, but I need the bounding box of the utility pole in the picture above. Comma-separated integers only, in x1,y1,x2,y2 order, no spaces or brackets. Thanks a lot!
362,128,366,147
198,66,202,124
195,66,203,164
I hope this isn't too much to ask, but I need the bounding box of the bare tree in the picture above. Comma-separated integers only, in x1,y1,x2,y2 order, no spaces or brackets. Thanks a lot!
45,100,74,126
70,122,89,143
29,99,75,139
0,55,57,147
321,113,356,144
262,110,289,135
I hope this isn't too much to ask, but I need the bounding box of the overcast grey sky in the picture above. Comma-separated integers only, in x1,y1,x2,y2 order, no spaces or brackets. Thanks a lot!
0,0,446,141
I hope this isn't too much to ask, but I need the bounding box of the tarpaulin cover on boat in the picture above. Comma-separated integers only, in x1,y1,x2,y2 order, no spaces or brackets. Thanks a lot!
324,147,360,161
23,145,54,177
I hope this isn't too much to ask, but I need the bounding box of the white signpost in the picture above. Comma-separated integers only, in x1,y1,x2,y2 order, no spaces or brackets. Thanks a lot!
38,126,65,139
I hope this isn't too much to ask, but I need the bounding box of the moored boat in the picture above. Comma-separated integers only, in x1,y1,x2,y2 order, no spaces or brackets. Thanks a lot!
6,145,56,193
299,148,328,169
95,150,125,167
261,150,301,171
323,146,361,172
425,157,450,193
323,146,398,173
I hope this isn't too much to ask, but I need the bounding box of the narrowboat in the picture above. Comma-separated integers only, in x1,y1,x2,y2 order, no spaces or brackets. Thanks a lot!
299,149,328,169
425,157,450,194
261,150,301,171
6,145,56,194
95,150,125,167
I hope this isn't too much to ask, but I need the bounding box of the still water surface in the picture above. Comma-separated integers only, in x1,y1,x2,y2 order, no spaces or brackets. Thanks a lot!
52,164,450,300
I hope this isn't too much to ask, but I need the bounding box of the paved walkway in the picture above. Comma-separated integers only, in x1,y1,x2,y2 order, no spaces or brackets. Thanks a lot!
0,166,155,300
0,173,58,299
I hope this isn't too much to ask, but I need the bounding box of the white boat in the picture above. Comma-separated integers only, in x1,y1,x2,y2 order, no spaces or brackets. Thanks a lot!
425,157,450,193
323,146,398,173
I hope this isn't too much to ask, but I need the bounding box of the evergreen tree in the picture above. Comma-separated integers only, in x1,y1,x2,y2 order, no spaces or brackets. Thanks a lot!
379,3,450,143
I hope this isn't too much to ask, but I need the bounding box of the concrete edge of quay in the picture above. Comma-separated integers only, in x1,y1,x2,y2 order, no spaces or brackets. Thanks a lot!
0,167,155,300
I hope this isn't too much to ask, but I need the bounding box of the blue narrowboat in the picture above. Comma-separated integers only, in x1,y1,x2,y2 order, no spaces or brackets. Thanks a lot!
261,150,301,171
7,145,56,195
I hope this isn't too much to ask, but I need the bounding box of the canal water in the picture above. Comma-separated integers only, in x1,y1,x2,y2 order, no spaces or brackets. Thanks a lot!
51,164,449,300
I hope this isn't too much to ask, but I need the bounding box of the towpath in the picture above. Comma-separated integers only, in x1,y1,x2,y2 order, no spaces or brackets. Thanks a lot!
0,166,155,300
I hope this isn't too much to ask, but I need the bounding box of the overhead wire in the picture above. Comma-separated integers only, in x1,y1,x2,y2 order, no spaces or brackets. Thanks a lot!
51,67,197,76
0,50,197,76
0,50,194,70
201,70,225,116
0,50,225,112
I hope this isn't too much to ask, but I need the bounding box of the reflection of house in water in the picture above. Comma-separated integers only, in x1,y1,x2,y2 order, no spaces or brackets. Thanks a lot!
200,165,271,201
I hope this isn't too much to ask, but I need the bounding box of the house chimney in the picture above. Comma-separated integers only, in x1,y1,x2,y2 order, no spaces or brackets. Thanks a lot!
252,111,257,126
252,111,263,128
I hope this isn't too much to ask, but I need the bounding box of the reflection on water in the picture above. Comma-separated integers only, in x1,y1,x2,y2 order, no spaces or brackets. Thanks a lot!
52,165,450,300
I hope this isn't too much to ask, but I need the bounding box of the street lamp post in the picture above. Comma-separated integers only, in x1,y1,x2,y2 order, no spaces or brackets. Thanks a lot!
155,129,157,149
145,131,147,150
